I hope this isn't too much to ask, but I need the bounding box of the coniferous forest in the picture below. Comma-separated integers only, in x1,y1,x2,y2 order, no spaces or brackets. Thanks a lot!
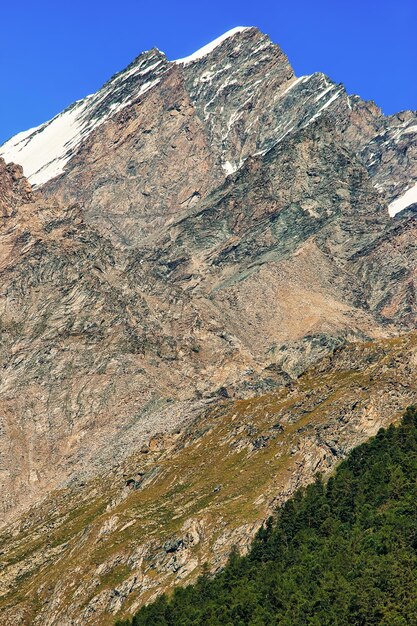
116,407,417,626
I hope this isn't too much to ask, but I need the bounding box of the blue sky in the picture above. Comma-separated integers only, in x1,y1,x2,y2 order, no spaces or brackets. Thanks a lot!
0,0,416,144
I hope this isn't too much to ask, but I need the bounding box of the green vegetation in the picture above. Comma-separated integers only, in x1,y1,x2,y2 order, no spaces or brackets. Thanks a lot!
117,407,417,626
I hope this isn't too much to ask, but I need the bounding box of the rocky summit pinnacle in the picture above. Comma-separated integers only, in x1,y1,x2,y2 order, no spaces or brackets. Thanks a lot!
1,27,416,216
0,26,416,626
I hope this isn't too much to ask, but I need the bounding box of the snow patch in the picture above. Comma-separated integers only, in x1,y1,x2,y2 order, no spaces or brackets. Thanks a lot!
388,182,417,216
314,84,334,103
138,60,164,76
400,124,417,136
198,65,231,84
277,75,309,98
174,27,252,65
302,89,343,127
223,160,238,175
222,158,244,176
250,41,273,55
0,103,87,186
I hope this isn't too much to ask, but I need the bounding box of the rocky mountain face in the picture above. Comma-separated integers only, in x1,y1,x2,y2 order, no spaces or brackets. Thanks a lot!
2,28,417,234
0,26,416,625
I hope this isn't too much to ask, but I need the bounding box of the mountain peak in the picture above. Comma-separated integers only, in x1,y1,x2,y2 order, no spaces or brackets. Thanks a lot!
0,48,170,186
1,26,416,217
173,26,255,64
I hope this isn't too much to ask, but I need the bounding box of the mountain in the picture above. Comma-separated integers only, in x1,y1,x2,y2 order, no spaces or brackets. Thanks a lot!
0,26,416,625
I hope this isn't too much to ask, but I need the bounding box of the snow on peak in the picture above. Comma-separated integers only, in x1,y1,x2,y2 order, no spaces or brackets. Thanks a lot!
0,51,168,186
0,102,87,187
174,27,252,65
388,182,417,216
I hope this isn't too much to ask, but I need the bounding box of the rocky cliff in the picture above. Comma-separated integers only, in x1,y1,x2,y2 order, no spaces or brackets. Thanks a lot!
0,26,416,625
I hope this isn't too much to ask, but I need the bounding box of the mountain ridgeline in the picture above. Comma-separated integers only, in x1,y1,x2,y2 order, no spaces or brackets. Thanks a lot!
0,26,416,626
117,407,417,626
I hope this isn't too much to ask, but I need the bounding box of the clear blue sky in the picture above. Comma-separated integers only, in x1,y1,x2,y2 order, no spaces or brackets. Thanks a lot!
0,0,416,144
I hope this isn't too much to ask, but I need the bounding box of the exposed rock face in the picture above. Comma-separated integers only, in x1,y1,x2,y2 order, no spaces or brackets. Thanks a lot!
0,160,32,216
0,157,221,521
36,28,415,241
0,25,416,626
45,65,224,244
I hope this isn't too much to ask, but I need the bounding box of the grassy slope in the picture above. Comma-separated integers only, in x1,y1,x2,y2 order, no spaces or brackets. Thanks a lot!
0,333,416,625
